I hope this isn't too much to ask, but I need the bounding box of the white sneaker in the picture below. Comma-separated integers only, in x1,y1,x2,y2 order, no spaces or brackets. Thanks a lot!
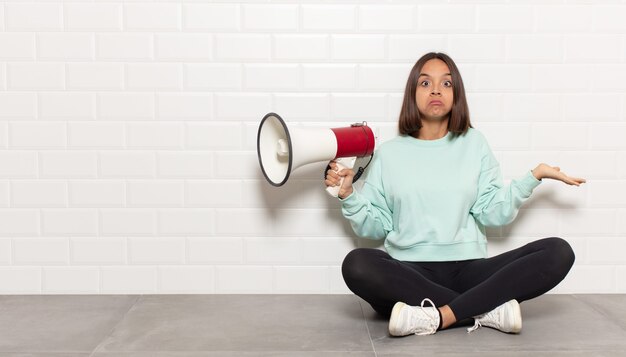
467,299,522,334
388,298,440,336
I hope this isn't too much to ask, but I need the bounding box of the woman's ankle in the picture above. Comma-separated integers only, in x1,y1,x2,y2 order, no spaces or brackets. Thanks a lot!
438,305,457,329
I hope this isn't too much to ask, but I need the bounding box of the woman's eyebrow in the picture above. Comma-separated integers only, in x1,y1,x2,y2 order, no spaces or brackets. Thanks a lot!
418,73,452,78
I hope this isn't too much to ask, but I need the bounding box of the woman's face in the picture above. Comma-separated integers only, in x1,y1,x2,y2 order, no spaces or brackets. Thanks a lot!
415,59,454,122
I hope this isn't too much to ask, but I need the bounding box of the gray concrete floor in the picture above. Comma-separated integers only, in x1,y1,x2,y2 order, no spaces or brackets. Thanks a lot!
0,294,625,356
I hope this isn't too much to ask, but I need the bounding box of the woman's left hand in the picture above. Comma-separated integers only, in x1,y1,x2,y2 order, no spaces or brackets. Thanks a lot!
532,163,587,186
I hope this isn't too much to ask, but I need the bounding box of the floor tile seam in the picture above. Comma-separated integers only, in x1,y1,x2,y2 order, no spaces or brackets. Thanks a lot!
87,349,378,353
374,352,626,357
88,295,144,357
357,297,378,357
570,294,626,331
0,349,91,354
372,346,626,353
372,350,626,355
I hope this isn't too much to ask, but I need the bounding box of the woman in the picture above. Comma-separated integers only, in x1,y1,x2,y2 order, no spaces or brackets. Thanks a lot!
325,52,586,336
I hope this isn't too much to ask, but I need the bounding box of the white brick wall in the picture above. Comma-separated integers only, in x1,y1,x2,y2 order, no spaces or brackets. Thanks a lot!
0,1,624,294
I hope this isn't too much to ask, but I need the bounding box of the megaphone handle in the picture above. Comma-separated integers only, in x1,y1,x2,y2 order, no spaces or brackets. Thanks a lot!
325,158,352,198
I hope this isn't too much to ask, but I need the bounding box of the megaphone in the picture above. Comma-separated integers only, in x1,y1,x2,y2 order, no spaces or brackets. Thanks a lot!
257,112,375,196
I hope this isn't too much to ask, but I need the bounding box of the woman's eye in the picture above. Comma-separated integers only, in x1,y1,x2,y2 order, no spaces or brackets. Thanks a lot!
420,80,430,87
443,80,452,87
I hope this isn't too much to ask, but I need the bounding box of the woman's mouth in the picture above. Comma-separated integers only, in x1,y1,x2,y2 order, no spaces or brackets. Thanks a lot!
429,100,443,106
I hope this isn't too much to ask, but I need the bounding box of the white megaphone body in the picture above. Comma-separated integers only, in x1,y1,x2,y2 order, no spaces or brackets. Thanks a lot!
257,112,375,197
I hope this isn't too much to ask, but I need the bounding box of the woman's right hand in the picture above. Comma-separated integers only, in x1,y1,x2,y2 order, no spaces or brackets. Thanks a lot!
325,160,355,199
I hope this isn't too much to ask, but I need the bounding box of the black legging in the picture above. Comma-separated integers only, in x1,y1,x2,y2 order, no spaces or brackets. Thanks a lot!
342,237,575,322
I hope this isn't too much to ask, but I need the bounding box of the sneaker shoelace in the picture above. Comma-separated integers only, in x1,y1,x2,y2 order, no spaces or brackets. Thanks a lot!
412,298,440,335
467,306,500,333
467,319,482,333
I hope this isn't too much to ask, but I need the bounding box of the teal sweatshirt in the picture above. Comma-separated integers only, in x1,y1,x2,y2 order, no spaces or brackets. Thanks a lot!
339,128,542,262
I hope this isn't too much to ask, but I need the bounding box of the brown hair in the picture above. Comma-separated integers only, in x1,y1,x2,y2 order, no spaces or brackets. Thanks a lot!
398,52,472,137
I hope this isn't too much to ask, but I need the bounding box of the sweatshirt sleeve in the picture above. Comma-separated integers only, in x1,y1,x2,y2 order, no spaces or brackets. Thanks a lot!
338,154,393,240
469,139,542,227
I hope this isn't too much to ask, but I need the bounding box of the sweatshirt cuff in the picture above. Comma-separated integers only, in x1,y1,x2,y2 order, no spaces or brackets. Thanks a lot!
338,189,355,201
339,190,361,212
518,170,542,195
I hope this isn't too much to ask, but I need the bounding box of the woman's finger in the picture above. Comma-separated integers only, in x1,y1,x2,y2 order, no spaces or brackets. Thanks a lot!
565,176,586,186
326,170,338,179
325,178,338,186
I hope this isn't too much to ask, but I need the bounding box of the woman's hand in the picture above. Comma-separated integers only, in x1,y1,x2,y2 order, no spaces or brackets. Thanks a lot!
532,163,587,186
325,160,356,199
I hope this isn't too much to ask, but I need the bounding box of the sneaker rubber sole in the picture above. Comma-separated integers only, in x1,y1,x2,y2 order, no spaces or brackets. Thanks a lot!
388,301,407,336
506,299,522,334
